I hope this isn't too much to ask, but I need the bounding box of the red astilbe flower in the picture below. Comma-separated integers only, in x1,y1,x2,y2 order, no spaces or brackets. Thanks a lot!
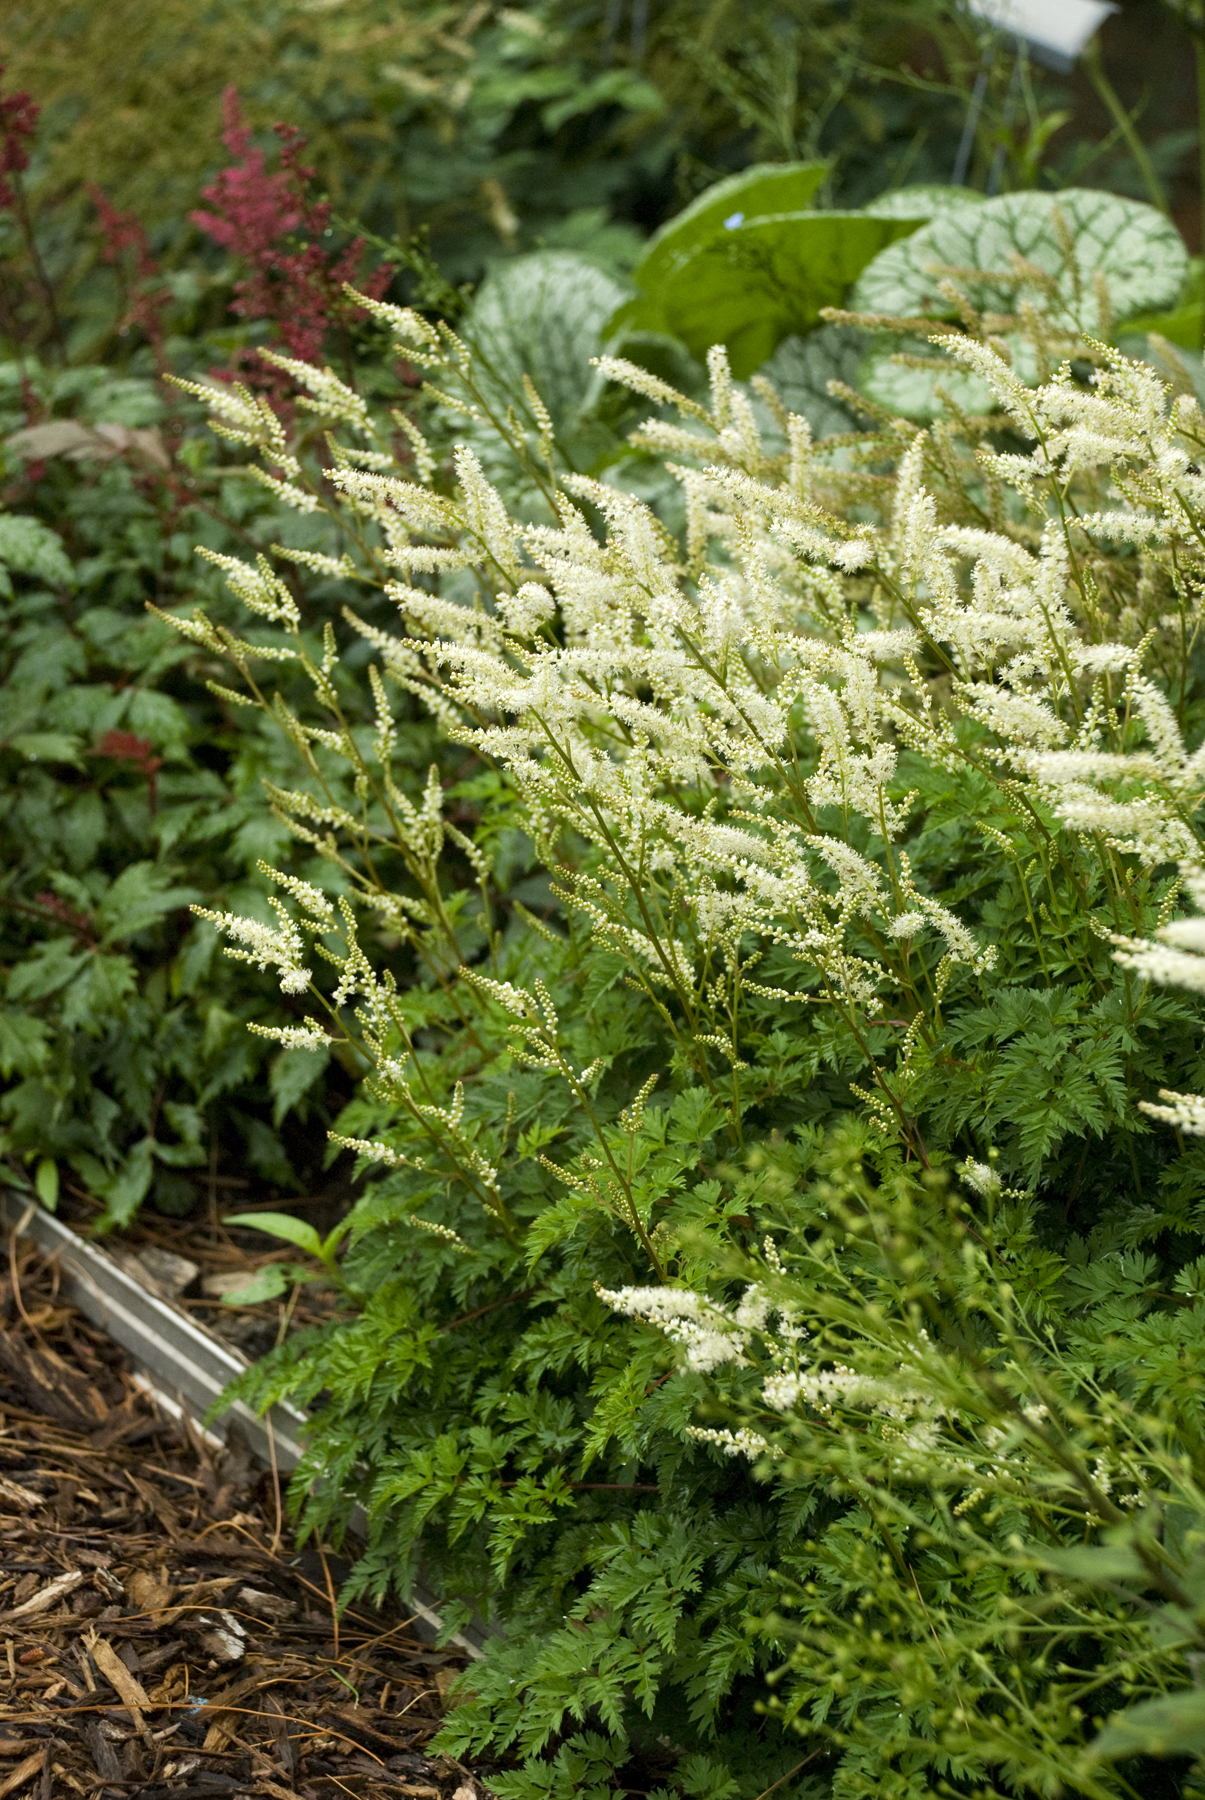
93,729,164,814
192,89,388,383
0,70,38,210
34,891,96,947
89,184,170,367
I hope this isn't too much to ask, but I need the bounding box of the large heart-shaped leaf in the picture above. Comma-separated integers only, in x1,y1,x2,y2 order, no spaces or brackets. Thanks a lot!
754,325,871,439
743,190,987,433
606,180,967,382
852,189,1189,421
453,251,634,503
1120,258,1205,352
862,184,984,221
464,250,631,432
852,188,1187,334
632,211,924,380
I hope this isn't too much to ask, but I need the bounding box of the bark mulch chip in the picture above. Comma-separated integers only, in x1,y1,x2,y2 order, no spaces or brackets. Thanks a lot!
0,1235,491,1799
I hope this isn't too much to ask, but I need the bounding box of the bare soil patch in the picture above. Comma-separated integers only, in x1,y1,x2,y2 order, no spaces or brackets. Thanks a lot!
0,1234,489,1800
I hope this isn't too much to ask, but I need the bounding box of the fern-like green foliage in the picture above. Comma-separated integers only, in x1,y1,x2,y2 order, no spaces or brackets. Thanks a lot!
165,204,1205,1800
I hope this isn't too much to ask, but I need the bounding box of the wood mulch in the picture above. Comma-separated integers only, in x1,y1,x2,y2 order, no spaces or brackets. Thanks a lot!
0,1233,490,1800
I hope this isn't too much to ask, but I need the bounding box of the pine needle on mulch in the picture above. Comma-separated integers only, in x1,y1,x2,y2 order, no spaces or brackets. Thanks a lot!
0,1235,489,1800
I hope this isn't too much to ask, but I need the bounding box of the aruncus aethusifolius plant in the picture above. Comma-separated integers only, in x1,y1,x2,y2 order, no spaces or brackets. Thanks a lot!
165,261,1205,1798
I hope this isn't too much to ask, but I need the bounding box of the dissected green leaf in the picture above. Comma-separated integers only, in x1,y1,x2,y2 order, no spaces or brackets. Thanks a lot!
0,514,76,590
0,1011,49,1078
270,1042,331,1126
95,862,200,943
5,939,90,1003
76,1137,155,1231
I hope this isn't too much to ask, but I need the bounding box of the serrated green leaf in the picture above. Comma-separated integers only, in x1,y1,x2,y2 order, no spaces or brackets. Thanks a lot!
82,1137,155,1232
7,732,84,765
0,1011,50,1077
270,1042,331,1126
0,514,75,589
6,939,90,1004
1091,1686,1205,1759
95,862,200,944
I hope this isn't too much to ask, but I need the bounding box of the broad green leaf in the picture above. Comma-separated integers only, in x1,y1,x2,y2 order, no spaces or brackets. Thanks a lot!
857,335,996,421
853,189,1189,421
35,1157,58,1212
0,514,76,590
608,176,957,381
1091,1686,1205,1760
1031,1542,1148,1581
1121,258,1205,351
214,1263,311,1305
862,184,984,221
852,188,1186,332
224,1210,324,1257
1123,301,1205,352
629,161,828,300
463,252,631,429
642,211,924,379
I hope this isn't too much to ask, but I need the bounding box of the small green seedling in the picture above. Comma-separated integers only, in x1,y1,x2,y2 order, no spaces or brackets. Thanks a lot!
223,1212,354,1301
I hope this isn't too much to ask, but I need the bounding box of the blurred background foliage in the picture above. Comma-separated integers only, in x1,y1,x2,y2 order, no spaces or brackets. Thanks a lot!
3,0,1204,366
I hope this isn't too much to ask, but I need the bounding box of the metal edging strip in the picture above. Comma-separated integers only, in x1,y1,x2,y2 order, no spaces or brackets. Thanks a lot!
0,1189,483,1657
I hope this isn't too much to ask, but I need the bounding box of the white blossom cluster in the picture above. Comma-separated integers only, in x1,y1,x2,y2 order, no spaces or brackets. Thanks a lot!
596,1282,778,1373
301,325,1205,1043
601,1273,965,1467
176,286,1205,1231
